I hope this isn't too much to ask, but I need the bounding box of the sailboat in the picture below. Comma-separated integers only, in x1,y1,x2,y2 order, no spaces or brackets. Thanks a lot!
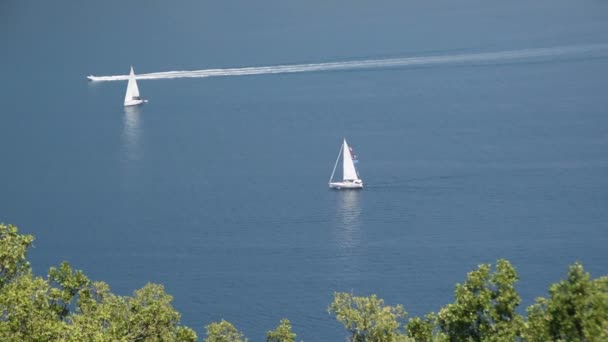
124,66,147,106
329,138,363,189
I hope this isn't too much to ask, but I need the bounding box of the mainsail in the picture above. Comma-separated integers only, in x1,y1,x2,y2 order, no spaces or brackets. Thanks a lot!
342,139,358,181
124,66,140,104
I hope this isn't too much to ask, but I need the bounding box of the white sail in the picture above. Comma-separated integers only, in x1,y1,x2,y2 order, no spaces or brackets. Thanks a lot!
124,66,142,106
342,139,359,181
329,138,363,189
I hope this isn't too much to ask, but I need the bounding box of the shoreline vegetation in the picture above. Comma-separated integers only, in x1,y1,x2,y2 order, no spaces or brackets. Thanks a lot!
1,223,606,341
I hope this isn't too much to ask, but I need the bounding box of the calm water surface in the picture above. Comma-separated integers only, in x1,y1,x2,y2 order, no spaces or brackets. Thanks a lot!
1,1,607,340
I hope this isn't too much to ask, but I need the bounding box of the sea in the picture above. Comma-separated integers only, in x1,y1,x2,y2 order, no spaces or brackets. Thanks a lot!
1,1,607,340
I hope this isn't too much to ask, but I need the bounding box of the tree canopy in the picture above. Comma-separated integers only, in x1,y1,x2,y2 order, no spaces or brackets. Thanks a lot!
525,263,608,342
1,223,606,341
0,223,197,342
266,318,296,342
328,292,408,342
203,319,247,342
436,259,525,341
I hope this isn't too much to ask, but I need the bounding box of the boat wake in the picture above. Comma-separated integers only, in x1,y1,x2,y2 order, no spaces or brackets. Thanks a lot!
87,43,608,82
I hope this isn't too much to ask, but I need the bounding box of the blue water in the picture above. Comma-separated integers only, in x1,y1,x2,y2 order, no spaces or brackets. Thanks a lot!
1,1,608,340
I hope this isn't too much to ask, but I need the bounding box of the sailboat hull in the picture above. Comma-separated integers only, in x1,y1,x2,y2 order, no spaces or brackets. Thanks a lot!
124,99,144,106
329,181,363,190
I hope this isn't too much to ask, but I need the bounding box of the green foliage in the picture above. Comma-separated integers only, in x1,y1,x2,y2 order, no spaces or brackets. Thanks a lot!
204,319,248,342
328,292,408,342
524,297,550,342
176,325,199,342
266,318,296,342
2,223,608,341
66,280,197,342
0,223,34,288
406,313,438,342
0,224,196,342
525,262,608,342
436,259,524,342
48,261,91,319
126,283,190,341
63,280,129,341
0,271,66,341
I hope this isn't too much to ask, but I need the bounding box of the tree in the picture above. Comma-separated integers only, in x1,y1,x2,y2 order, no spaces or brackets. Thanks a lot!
328,292,409,342
67,280,197,342
0,271,67,341
204,319,248,342
126,283,195,341
5,222,608,341
65,280,131,341
266,318,296,342
48,261,91,319
0,224,196,342
406,313,447,342
0,223,34,288
436,259,524,341
525,262,608,342
0,224,65,340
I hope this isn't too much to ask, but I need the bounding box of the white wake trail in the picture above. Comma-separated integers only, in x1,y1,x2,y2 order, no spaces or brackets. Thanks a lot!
87,44,608,82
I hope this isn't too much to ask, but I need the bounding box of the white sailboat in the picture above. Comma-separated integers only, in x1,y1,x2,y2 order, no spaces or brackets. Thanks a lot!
329,138,363,189
124,66,146,106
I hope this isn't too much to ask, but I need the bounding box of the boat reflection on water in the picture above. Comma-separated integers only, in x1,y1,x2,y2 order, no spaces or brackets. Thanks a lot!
330,190,364,281
334,190,362,250
123,105,142,163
